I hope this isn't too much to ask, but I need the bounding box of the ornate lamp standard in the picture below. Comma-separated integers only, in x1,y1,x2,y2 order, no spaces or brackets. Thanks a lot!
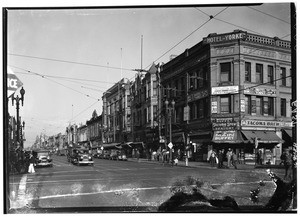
11,87,25,149
165,98,175,164
20,121,25,149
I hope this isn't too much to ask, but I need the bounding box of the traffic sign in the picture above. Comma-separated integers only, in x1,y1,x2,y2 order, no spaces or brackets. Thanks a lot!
168,142,173,149
7,66,23,98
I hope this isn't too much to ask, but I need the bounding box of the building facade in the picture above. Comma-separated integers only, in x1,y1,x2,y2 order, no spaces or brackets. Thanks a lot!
160,30,292,164
102,78,132,145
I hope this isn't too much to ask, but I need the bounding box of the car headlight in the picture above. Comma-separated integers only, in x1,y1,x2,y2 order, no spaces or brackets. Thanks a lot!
80,156,83,159
89,156,92,159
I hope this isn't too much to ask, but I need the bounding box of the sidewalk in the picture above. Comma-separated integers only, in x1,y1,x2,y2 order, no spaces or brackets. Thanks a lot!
127,158,284,170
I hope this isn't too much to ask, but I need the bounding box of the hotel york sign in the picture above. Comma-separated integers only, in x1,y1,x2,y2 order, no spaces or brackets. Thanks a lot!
203,32,247,44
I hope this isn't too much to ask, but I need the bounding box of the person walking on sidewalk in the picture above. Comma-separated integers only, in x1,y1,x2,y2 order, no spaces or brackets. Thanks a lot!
217,149,224,168
226,149,233,168
209,150,217,167
28,153,36,174
232,151,238,169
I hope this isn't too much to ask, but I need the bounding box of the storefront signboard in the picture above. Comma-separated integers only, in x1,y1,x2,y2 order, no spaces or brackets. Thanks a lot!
241,120,293,128
187,90,209,102
244,85,276,97
213,131,236,141
212,117,238,130
211,85,239,95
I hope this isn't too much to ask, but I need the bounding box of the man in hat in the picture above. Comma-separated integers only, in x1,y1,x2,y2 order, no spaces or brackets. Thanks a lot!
28,152,36,174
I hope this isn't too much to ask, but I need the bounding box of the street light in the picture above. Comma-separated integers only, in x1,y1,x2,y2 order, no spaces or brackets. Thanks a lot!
20,121,25,149
11,87,25,149
165,98,175,164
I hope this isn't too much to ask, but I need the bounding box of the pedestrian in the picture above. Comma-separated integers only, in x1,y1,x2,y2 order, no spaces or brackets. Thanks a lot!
210,150,216,167
226,149,233,168
28,153,36,174
173,157,178,166
257,150,263,165
217,149,224,168
284,150,293,181
136,149,140,161
232,151,238,169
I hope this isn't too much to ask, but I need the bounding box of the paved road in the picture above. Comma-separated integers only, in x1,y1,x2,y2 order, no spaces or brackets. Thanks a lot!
8,155,285,212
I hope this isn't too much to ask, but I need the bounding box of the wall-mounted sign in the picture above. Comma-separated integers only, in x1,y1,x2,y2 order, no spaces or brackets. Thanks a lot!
211,101,218,113
213,131,237,141
184,106,189,121
187,90,209,102
240,99,245,113
211,117,238,130
244,86,276,97
241,120,293,128
7,66,23,98
203,32,247,44
211,85,239,95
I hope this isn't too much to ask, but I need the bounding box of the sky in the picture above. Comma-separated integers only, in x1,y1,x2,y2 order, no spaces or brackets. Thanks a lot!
3,0,293,148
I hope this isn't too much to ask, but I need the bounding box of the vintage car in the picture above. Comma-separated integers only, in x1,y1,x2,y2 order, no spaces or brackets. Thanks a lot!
109,149,127,161
32,150,53,167
68,148,94,166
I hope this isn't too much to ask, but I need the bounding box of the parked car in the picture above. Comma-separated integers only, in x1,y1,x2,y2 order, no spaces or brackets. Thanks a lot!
32,150,53,167
101,150,111,159
68,148,94,166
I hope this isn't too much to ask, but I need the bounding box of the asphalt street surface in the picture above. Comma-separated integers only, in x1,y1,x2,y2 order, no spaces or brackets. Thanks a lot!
8,155,286,212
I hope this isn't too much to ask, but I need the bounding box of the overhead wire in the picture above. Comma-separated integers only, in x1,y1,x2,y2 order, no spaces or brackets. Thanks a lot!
247,6,290,24
8,53,134,72
143,7,229,71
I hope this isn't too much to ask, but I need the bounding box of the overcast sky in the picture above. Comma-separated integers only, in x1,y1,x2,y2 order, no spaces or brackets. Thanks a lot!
4,1,292,148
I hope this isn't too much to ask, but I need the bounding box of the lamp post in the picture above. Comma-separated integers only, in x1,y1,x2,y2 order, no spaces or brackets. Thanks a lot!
165,98,175,164
11,87,25,149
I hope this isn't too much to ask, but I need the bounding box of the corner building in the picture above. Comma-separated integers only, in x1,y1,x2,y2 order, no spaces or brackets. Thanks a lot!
160,30,292,164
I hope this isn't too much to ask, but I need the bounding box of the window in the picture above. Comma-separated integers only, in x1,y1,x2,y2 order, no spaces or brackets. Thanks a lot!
281,98,287,117
245,96,251,114
220,96,231,113
268,97,274,116
153,81,157,96
245,62,251,82
268,65,274,84
181,77,186,96
256,97,263,115
147,82,151,98
148,106,151,123
153,105,158,121
280,67,286,86
198,99,204,118
189,72,195,90
256,64,263,84
220,62,231,82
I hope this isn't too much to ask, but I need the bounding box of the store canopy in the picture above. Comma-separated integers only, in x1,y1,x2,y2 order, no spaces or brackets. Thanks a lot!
241,131,283,143
122,142,145,148
101,143,121,149
282,129,292,138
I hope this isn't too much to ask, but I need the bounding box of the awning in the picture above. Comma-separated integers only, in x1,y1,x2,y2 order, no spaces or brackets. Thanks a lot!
101,143,121,149
122,142,145,148
241,131,283,143
212,131,244,143
282,129,292,138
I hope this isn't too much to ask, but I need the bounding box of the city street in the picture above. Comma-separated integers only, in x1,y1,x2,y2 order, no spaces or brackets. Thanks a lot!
8,155,286,213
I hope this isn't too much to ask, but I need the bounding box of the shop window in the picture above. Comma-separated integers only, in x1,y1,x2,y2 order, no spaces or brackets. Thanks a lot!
281,98,287,117
280,67,287,86
220,96,231,113
256,97,263,115
268,97,274,116
256,63,263,84
245,62,251,82
220,62,231,82
268,65,274,84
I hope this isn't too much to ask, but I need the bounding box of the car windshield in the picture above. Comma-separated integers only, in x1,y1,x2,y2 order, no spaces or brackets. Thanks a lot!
37,152,49,157
78,150,89,154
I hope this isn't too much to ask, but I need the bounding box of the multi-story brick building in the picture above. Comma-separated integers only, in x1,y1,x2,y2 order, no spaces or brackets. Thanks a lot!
130,63,159,157
160,30,292,164
102,78,132,146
